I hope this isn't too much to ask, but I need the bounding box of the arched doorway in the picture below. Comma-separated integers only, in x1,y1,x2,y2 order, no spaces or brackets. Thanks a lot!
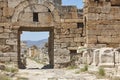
11,1,59,68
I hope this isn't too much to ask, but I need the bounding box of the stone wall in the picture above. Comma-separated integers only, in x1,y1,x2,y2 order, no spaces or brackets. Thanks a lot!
54,6,84,64
0,0,84,67
0,0,18,62
84,0,120,48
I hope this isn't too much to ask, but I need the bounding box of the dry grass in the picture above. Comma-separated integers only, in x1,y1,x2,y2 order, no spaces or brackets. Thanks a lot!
4,67,18,73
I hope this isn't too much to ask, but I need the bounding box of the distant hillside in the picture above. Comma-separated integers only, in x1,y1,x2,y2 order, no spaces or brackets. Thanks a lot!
23,39,48,48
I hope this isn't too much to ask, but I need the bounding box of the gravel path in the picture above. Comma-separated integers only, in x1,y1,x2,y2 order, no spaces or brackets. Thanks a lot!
15,58,97,80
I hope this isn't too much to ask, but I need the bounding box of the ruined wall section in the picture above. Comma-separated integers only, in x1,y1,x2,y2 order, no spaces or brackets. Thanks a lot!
0,0,85,66
54,6,84,64
84,0,120,48
0,0,59,63
0,0,18,63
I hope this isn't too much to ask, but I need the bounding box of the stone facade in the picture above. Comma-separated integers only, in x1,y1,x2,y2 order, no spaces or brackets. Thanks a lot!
0,0,84,68
0,0,120,68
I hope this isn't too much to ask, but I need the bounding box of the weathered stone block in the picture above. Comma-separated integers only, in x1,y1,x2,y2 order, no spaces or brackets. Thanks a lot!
8,0,25,8
100,30,116,36
111,0,120,6
87,36,97,44
61,23,77,29
95,44,107,48
3,7,14,17
54,49,70,63
6,39,17,45
19,12,33,22
0,39,6,45
0,33,9,38
0,57,11,62
100,48,114,63
111,36,120,43
4,28,12,33
96,25,114,30
54,44,61,49
54,28,61,34
114,25,120,30
76,42,82,47
0,27,4,33
61,28,70,34
0,45,12,52
61,43,69,48
70,42,77,47
64,19,83,23
24,5,49,13
4,52,17,57
54,35,60,39
9,33,17,38
1,16,8,22
101,2,111,14
87,44,96,48
87,30,101,35
74,37,84,42
70,29,76,34
44,1,55,12
87,13,99,20
0,1,7,8
60,38,73,42
98,36,111,43
38,12,53,24
71,12,78,18
10,57,17,62
61,12,72,19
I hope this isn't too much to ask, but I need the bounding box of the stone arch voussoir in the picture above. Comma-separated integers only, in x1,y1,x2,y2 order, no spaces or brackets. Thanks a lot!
12,0,60,23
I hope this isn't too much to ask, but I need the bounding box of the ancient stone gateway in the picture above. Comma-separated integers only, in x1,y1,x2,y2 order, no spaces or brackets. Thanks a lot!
15,0,62,68
0,0,84,68
15,1,56,68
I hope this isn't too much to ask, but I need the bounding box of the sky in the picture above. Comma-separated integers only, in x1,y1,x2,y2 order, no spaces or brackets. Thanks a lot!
21,0,83,41
62,0,83,9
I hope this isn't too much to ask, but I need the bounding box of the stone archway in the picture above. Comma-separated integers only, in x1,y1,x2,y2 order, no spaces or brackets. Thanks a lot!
11,0,60,22
10,0,59,68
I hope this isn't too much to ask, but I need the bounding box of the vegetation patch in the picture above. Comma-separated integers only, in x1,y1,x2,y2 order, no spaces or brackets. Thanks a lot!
0,73,11,80
80,64,88,72
75,69,81,74
4,66,18,73
75,64,88,74
98,67,105,76
93,67,107,79
67,65,77,70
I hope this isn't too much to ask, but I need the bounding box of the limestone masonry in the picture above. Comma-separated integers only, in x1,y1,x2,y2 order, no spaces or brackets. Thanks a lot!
0,0,120,68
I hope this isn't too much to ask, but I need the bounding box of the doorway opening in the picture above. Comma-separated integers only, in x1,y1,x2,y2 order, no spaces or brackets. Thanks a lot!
17,27,54,69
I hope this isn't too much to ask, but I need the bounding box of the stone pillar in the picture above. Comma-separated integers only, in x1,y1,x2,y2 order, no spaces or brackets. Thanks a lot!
92,49,100,66
48,29,54,67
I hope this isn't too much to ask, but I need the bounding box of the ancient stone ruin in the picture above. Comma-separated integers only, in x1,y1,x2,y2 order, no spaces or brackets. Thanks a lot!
0,0,120,68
